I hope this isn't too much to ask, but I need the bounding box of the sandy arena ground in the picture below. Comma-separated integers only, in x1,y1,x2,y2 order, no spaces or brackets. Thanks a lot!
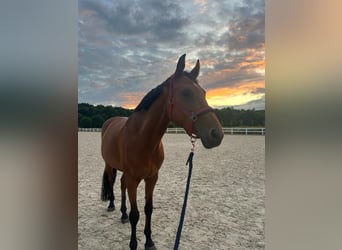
78,133,265,250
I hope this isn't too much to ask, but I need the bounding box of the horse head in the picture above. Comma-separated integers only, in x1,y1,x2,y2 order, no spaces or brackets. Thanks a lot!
167,54,224,148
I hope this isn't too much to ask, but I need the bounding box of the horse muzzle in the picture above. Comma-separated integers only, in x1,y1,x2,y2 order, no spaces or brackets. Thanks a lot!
195,125,224,149
199,127,224,148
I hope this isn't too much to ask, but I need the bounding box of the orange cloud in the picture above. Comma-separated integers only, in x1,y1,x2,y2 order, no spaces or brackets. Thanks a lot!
119,92,145,109
206,81,264,107
243,48,265,73
200,59,217,69
239,59,264,69
200,48,265,107
119,80,264,109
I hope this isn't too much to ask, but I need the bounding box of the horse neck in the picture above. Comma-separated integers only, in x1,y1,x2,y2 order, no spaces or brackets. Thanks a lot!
128,92,169,147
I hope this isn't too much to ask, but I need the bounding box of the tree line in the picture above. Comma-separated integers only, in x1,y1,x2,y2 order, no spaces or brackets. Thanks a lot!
78,103,265,128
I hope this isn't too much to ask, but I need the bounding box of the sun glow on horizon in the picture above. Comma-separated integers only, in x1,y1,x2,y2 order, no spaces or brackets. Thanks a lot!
206,81,264,108
116,83,264,110
207,92,264,108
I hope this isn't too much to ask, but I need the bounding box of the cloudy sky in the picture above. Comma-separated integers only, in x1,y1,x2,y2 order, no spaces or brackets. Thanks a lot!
78,0,264,110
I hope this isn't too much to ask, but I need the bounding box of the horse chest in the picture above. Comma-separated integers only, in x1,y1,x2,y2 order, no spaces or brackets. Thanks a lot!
121,147,163,179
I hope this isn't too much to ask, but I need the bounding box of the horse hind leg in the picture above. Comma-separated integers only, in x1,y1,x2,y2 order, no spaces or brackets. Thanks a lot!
101,164,117,212
108,168,117,211
120,173,129,223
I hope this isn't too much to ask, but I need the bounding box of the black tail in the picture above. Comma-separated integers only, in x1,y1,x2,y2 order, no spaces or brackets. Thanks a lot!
101,170,111,201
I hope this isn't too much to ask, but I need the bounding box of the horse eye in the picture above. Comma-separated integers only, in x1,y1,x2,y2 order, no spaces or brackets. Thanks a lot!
181,89,192,97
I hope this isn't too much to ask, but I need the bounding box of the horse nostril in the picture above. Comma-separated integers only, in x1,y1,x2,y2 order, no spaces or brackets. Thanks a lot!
210,128,219,139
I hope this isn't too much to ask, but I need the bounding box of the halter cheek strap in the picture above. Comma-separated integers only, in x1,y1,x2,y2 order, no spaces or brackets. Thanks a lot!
167,75,213,137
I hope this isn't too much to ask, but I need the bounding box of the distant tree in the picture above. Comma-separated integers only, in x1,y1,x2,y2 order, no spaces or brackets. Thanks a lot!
78,113,83,125
92,114,105,128
78,103,265,128
80,116,92,128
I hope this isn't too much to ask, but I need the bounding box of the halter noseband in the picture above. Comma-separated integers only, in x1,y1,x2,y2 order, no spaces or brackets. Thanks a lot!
167,75,213,137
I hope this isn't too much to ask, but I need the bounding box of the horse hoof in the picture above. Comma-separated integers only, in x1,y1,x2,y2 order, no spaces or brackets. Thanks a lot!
145,245,156,250
121,217,129,224
145,241,156,250
107,206,115,212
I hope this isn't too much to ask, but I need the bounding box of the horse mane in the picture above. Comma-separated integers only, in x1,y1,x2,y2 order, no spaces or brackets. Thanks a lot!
134,72,195,112
134,77,170,112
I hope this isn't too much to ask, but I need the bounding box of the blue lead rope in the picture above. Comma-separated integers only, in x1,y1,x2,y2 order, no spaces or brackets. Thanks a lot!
173,151,194,250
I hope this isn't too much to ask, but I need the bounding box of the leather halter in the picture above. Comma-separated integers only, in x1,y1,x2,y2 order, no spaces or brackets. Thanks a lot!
167,75,213,137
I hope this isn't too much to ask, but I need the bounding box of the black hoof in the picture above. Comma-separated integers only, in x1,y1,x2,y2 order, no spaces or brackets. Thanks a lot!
107,206,115,212
145,244,156,250
145,240,156,250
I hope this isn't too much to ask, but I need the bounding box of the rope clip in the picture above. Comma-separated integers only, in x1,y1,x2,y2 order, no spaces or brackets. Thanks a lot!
190,135,197,152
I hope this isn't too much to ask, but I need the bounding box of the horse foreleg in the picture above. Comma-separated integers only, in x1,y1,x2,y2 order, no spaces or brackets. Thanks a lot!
126,176,141,250
120,173,129,223
144,174,158,250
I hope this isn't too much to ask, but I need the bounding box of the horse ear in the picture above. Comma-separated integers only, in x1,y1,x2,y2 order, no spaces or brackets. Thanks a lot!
190,59,200,79
175,54,186,77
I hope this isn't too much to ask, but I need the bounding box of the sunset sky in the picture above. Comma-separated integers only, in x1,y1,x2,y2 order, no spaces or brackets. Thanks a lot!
78,0,265,110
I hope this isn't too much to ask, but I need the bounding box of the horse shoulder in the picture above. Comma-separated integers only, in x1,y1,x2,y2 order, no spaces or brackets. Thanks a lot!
120,139,164,179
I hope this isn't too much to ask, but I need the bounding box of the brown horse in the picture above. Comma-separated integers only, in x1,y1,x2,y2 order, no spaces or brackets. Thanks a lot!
101,54,223,250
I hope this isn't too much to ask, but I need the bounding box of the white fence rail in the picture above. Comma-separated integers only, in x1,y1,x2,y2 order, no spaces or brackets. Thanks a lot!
78,127,265,135
78,128,102,132
223,127,265,135
166,127,265,135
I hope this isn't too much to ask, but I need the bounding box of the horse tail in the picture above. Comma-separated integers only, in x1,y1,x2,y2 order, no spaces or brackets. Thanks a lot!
101,168,111,201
